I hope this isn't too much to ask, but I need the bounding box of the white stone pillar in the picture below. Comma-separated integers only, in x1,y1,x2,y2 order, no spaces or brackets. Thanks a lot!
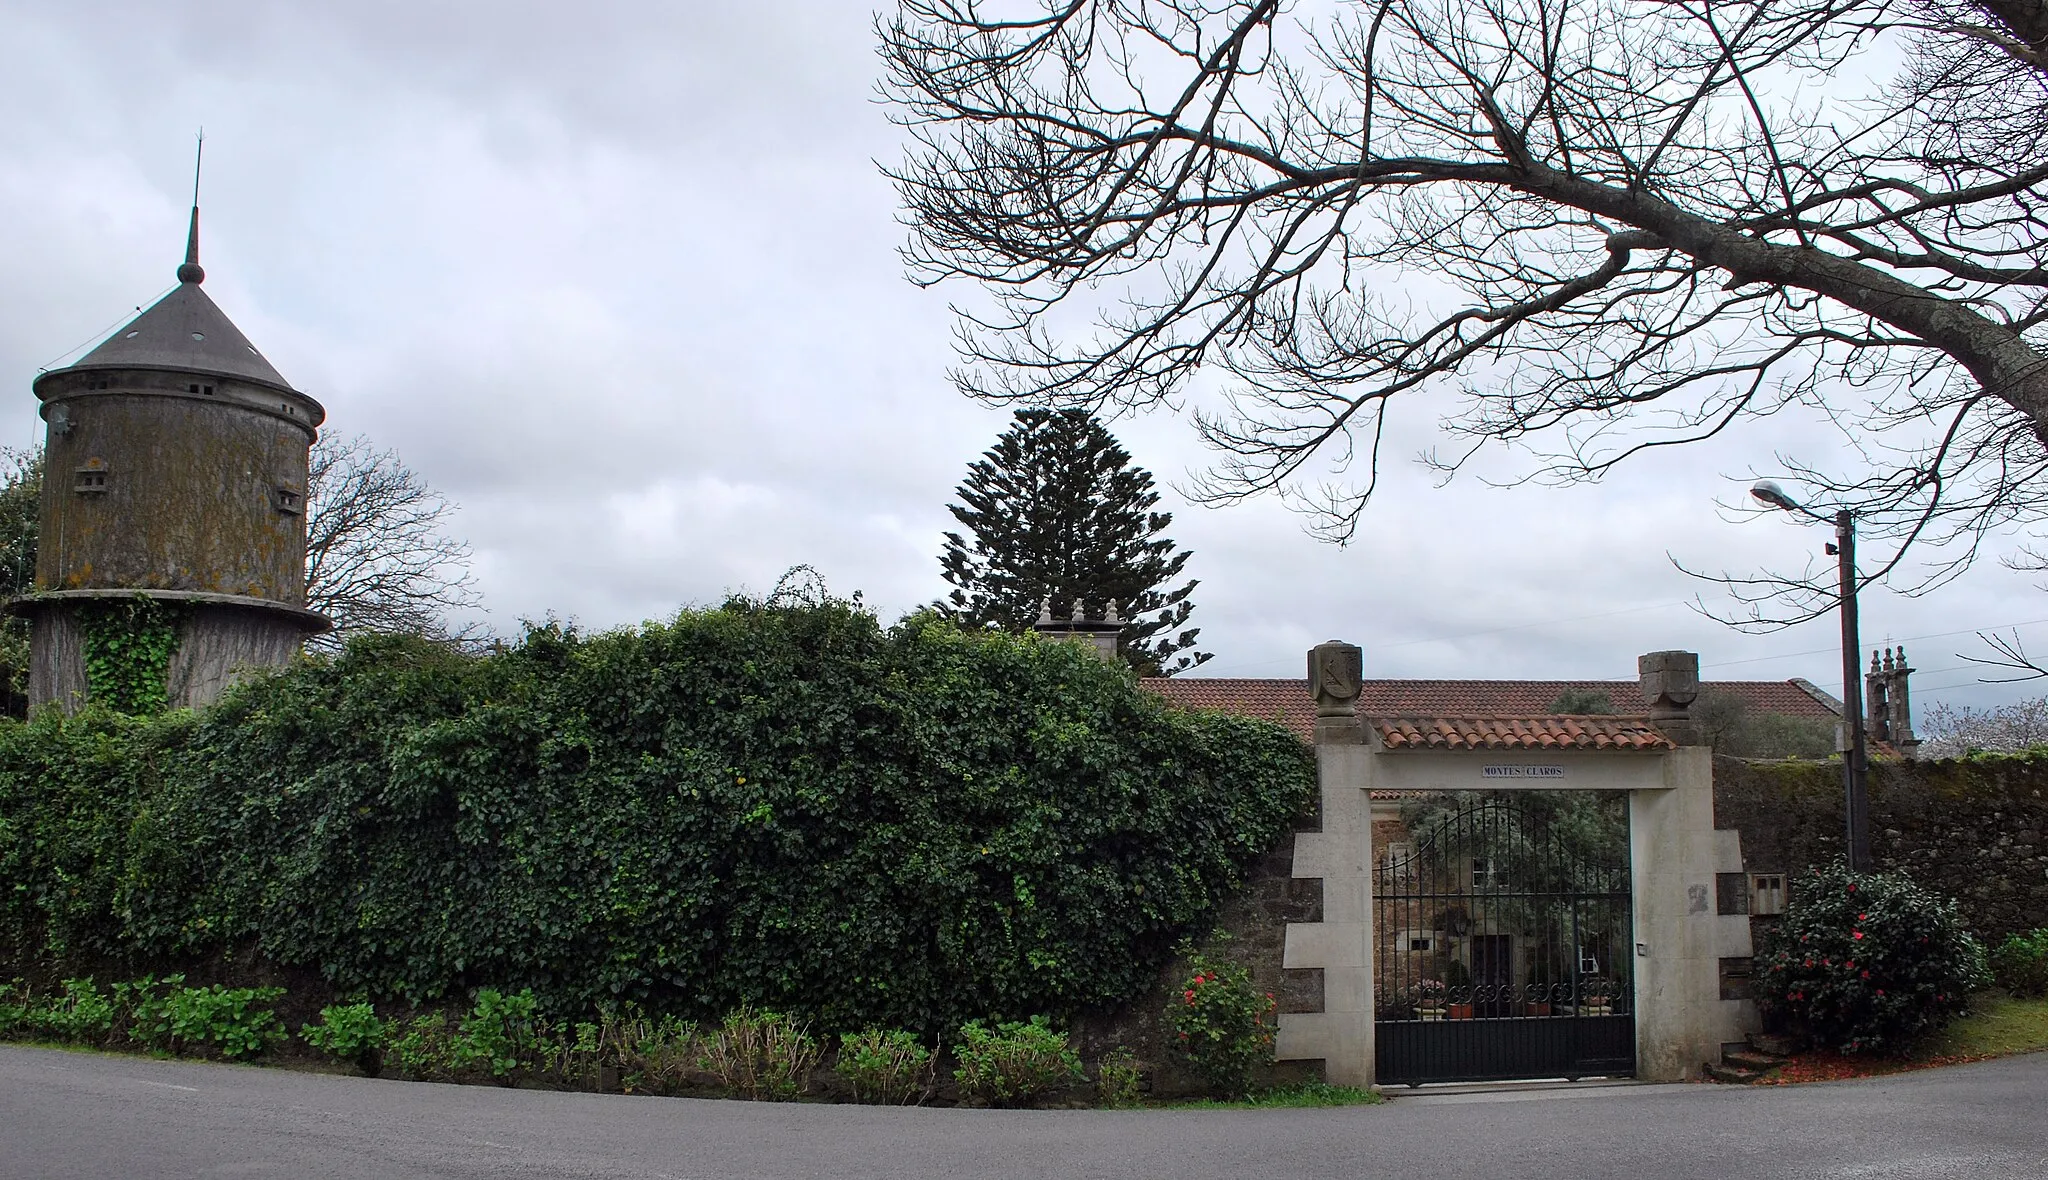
1628,744,1724,1081
1277,641,1376,1087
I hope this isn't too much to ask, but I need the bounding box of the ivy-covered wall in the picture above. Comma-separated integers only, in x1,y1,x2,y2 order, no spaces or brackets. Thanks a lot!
0,600,1315,1035
1715,754,2048,939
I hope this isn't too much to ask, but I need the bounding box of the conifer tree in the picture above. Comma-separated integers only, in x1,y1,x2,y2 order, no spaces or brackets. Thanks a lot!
940,408,1210,676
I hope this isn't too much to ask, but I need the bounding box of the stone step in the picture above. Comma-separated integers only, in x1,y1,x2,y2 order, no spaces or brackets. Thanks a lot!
1749,1032,1801,1057
1704,1061,1765,1085
1724,1049,1787,1072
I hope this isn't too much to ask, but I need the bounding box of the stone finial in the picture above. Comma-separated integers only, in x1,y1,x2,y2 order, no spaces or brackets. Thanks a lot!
1035,598,1054,628
1890,645,1919,757
1103,599,1121,626
1308,640,1364,719
1638,651,1701,745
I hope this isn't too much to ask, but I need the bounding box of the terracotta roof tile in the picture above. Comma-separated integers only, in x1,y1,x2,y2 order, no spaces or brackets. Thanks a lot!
1373,715,1676,752
1141,676,1839,743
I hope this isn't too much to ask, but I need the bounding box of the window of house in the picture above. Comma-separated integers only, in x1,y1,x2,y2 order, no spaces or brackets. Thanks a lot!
1472,857,1499,888
1406,933,1434,953
1750,873,1787,917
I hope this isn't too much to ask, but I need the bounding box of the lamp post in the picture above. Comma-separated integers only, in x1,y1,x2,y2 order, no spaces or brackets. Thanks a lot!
1750,480,1870,871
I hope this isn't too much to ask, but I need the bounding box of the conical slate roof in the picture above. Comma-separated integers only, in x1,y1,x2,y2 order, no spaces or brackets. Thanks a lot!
68,279,295,391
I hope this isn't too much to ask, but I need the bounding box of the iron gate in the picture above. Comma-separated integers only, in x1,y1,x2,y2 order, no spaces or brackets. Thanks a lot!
1374,795,1635,1085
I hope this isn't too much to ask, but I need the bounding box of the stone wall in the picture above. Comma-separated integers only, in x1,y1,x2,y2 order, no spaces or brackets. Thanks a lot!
1074,799,1326,1094
1714,753,2048,940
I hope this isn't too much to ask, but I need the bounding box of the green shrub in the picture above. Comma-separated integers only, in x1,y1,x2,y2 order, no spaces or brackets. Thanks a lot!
837,1028,934,1104
1094,1046,1142,1107
302,1002,387,1074
0,980,25,1038
1754,861,1989,1054
386,1012,457,1081
697,1007,820,1100
1163,950,1276,1098
0,604,1314,1034
130,983,285,1059
33,978,116,1044
453,988,540,1081
951,1016,1083,1107
1989,929,2048,998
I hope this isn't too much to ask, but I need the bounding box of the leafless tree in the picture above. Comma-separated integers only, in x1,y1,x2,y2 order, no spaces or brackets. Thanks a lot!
1918,693,2048,754
305,434,481,649
881,0,2048,624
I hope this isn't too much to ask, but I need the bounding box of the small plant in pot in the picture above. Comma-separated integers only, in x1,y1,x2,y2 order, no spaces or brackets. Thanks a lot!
1443,961,1475,1019
1414,978,1448,1021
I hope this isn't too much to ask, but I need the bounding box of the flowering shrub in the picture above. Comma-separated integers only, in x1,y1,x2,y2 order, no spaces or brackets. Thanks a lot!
1163,951,1276,1097
951,1016,1083,1107
1753,861,1988,1055
1989,929,2048,998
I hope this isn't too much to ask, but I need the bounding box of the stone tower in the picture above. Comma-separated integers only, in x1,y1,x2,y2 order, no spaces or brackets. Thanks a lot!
15,204,329,710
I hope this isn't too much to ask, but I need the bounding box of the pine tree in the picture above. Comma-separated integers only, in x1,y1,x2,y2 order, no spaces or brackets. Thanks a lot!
939,409,1210,676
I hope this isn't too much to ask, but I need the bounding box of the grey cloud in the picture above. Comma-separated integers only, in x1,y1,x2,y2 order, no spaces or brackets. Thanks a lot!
1,0,2042,717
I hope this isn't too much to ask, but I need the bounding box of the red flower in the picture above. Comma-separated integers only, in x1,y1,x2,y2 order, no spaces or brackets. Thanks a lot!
1853,932,1864,940
1857,914,1867,921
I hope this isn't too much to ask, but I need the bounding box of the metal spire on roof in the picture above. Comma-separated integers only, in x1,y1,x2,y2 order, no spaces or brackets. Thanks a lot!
177,130,205,285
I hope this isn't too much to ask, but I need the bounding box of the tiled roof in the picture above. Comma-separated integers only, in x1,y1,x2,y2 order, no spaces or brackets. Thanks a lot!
1373,715,1676,752
1142,676,1838,743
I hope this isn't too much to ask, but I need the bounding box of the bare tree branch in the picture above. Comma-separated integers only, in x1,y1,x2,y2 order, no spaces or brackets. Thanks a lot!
881,0,2048,615
305,435,481,650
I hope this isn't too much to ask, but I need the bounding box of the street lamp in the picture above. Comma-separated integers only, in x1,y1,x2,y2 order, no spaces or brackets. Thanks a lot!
1749,480,1870,871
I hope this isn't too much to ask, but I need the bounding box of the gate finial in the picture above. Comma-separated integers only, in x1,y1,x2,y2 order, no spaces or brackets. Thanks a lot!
1638,650,1702,745
1308,640,1365,745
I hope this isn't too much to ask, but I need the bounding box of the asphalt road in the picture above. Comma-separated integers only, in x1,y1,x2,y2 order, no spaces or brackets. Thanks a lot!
2,1044,2044,1180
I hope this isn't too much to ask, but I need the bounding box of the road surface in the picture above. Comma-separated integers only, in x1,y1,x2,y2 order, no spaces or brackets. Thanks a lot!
2,1044,2043,1179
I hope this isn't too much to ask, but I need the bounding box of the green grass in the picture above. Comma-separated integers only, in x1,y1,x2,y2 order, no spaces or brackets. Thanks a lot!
1165,1081,1382,1109
1913,991,2048,1061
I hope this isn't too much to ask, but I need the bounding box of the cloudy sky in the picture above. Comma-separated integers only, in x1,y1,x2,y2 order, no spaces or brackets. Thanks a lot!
4,1,2044,713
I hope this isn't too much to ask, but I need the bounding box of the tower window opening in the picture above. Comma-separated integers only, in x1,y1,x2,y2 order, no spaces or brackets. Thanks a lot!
74,468,108,494
203,385,214,395
273,486,303,515
189,383,201,393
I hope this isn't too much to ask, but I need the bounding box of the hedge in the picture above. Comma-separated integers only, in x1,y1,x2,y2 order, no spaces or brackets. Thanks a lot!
0,599,1313,1034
